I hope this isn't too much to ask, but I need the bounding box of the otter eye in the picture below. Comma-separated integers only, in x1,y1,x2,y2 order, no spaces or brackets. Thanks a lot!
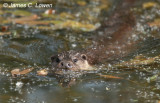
73,59,78,63
81,54,87,60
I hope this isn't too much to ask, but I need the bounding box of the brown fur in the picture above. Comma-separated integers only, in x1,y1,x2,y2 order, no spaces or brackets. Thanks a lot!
51,0,138,72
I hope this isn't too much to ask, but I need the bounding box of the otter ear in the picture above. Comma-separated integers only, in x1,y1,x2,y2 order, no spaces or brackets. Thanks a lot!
51,55,61,63
51,55,56,61
81,54,87,60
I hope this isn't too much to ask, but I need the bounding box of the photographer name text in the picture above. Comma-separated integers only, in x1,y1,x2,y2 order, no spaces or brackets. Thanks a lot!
3,3,53,8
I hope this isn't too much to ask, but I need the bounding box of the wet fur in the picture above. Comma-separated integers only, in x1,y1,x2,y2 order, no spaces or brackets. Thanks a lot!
51,0,138,71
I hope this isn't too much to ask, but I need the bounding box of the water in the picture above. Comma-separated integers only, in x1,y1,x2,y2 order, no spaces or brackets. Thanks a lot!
0,0,160,103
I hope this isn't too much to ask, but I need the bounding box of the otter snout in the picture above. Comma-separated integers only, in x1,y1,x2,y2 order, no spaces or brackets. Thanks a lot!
59,61,73,69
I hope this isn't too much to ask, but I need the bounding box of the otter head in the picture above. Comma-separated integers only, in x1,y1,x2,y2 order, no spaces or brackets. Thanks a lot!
51,50,92,72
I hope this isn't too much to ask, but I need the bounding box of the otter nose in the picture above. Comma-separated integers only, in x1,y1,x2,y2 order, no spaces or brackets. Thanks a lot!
66,63,72,68
60,61,72,69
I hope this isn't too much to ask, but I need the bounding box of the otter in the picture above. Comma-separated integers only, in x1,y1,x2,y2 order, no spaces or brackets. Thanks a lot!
51,0,138,73
51,50,92,71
